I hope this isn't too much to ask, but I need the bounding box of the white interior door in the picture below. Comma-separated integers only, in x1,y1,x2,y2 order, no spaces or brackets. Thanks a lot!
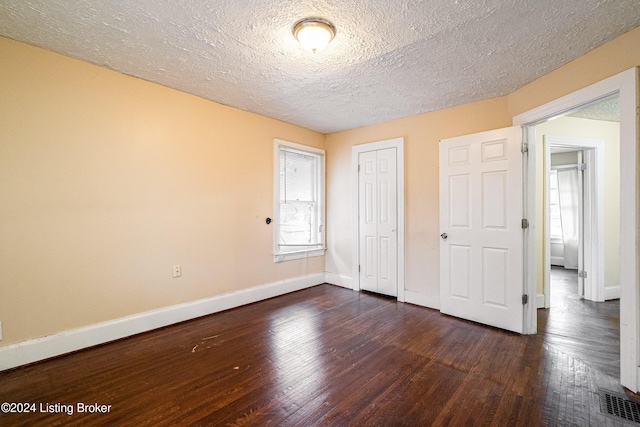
358,147,398,297
439,126,524,333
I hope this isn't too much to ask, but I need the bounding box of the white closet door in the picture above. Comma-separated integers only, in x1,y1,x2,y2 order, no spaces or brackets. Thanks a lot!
359,148,398,297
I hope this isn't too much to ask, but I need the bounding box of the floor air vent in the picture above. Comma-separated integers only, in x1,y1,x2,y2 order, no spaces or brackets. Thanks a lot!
599,388,640,423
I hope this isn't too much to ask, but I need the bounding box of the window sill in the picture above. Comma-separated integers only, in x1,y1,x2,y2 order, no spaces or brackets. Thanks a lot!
274,248,326,263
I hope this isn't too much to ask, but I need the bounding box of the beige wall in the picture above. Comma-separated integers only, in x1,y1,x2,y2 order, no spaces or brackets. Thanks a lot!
535,117,620,294
325,98,512,299
0,37,325,347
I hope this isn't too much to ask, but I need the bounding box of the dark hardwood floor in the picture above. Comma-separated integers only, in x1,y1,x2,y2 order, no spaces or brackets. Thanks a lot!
0,283,633,426
538,266,620,379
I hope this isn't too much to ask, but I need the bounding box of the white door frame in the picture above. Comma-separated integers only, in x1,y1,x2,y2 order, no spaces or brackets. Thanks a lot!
352,137,405,302
513,67,638,392
544,136,605,307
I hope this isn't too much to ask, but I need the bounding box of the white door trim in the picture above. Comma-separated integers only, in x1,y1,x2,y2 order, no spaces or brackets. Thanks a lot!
352,138,405,302
544,136,605,307
513,67,638,393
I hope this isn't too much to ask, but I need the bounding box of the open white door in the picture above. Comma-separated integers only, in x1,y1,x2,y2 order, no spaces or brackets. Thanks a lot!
439,126,524,333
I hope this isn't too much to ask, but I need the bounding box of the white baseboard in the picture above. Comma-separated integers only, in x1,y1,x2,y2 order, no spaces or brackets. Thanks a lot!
550,256,564,266
604,285,620,300
325,273,440,310
0,273,324,372
535,288,619,306
324,272,353,289
404,290,440,310
325,274,441,310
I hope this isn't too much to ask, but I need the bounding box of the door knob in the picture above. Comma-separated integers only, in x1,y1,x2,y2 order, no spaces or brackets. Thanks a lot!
440,233,448,240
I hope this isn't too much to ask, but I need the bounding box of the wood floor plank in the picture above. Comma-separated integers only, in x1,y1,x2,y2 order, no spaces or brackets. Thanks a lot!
539,266,620,379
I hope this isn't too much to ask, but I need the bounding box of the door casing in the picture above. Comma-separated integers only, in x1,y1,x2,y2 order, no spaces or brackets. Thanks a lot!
513,67,638,393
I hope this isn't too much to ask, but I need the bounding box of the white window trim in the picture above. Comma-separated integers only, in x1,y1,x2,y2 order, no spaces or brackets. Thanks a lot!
273,138,326,263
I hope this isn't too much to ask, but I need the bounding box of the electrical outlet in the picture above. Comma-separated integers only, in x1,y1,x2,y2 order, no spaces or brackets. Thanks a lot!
173,265,182,278
0,321,3,341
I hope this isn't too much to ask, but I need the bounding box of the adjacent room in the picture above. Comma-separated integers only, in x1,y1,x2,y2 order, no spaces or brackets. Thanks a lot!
1,1,640,425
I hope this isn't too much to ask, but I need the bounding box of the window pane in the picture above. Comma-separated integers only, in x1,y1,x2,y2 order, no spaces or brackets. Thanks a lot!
549,171,563,239
550,205,563,239
549,170,558,188
279,202,317,246
281,150,315,202
277,145,323,255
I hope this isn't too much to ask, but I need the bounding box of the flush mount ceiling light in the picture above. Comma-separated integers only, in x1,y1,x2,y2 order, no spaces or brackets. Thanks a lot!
293,18,336,53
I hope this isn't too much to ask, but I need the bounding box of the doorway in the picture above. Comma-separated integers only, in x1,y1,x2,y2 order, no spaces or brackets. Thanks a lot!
537,98,622,380
514,68,636,392
541,131,611,307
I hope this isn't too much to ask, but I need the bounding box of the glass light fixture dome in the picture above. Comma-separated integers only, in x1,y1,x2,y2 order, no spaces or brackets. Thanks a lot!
293,18,336,53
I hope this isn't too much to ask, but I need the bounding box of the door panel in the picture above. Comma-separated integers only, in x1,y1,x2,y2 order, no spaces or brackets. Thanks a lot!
358,148,398,297
360,150,378,292
449,245,472,299
482,171,507,228
449,174,471,227
482,247,508,306
439,126,523,333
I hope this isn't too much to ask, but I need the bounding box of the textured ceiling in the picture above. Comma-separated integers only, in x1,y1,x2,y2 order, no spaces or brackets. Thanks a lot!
568,97,620,122
0,1,639,133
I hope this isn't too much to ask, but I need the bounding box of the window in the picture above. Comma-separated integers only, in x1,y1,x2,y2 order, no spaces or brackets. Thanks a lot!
273,139,325,262
549,170,563,240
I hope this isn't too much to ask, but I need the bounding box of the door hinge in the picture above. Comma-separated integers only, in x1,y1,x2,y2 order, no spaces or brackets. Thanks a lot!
521,218,529,229
578,270,588,278
358,265,361,272
522,294,528,305
521,142,528,153
358,164,361,172
578,163,587,171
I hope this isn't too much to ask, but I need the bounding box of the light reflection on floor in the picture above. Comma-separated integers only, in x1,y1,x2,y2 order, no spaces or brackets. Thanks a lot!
268,305,328,413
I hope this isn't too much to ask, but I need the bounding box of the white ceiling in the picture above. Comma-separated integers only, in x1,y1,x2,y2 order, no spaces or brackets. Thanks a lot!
568,97,620,122
1,1,639,134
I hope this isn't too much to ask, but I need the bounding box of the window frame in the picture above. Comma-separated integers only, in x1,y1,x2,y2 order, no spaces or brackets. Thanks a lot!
273,138,326,262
